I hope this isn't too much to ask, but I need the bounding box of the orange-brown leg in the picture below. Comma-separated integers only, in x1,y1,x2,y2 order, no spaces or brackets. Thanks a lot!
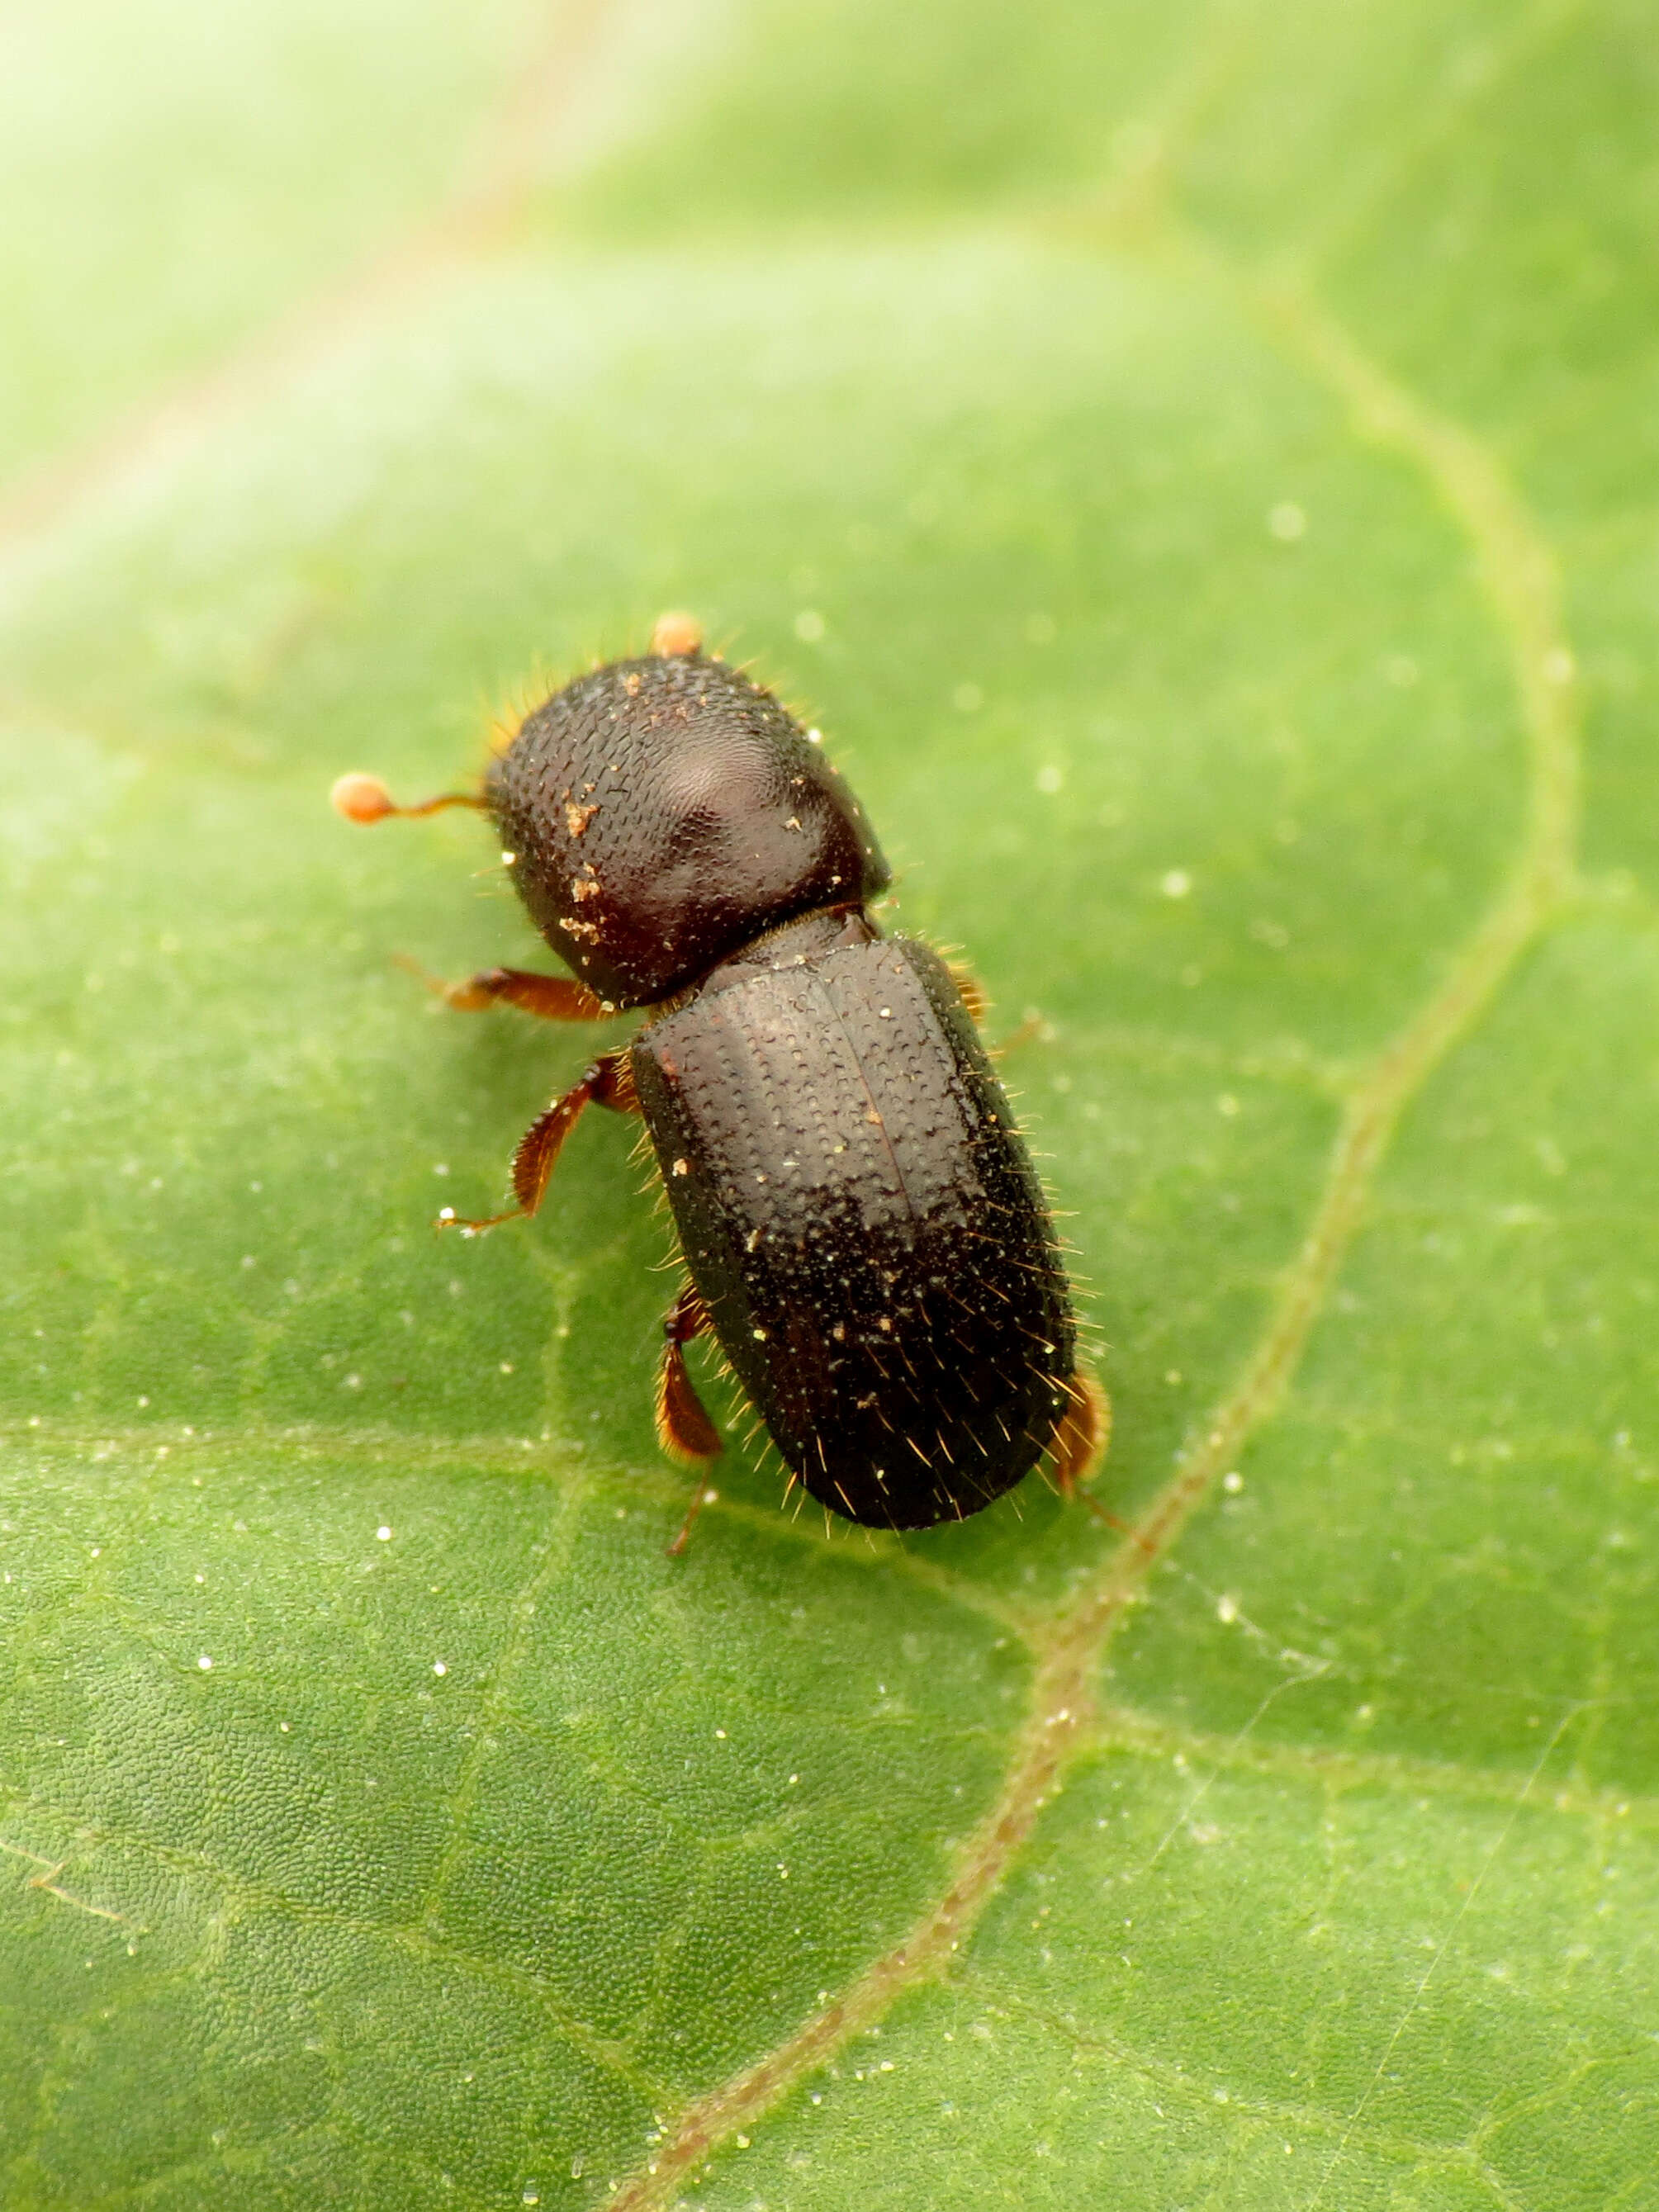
998,1010,1055,1054
438,1049,636,1235
946,960,990,1026
401,956,610,1021
659,1283,723,1556
1049,1368,1111,1499
1047,1371,1151,1554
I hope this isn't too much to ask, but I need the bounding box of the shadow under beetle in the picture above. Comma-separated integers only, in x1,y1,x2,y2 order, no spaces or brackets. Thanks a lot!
332,613,1108,1551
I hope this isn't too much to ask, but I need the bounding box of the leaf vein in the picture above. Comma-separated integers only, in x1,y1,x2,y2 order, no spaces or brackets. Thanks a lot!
602,258,1586,2209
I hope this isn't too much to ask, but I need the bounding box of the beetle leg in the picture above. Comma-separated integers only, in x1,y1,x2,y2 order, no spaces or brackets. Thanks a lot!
1047,1369,1112,1499
945,960,990,1026
438,1049,636,1234
1048,1372,1155,1554
659,1283,723,1467
400,957,610,1021
659,1284,723,1556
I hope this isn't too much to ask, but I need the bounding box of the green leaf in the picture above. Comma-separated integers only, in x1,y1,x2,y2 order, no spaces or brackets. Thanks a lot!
3,2,1656,2206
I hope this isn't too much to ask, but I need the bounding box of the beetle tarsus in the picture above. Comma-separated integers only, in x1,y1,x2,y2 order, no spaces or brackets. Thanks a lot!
404,959,612,1021
666,1480,718,1558
435,1203,522,1236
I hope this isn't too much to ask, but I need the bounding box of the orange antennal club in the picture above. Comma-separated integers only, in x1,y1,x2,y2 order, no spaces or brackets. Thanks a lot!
329,772,484,825
650,610,704,657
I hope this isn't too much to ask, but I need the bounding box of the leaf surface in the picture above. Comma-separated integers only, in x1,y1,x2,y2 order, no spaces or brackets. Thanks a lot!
2,2,1656,2206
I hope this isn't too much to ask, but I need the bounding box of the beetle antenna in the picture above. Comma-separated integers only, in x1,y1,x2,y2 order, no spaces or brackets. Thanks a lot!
650,610,704,656
330,772,485,824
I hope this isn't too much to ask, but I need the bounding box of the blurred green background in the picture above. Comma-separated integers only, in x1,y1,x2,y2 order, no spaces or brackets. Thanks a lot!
2,2,1656,2205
